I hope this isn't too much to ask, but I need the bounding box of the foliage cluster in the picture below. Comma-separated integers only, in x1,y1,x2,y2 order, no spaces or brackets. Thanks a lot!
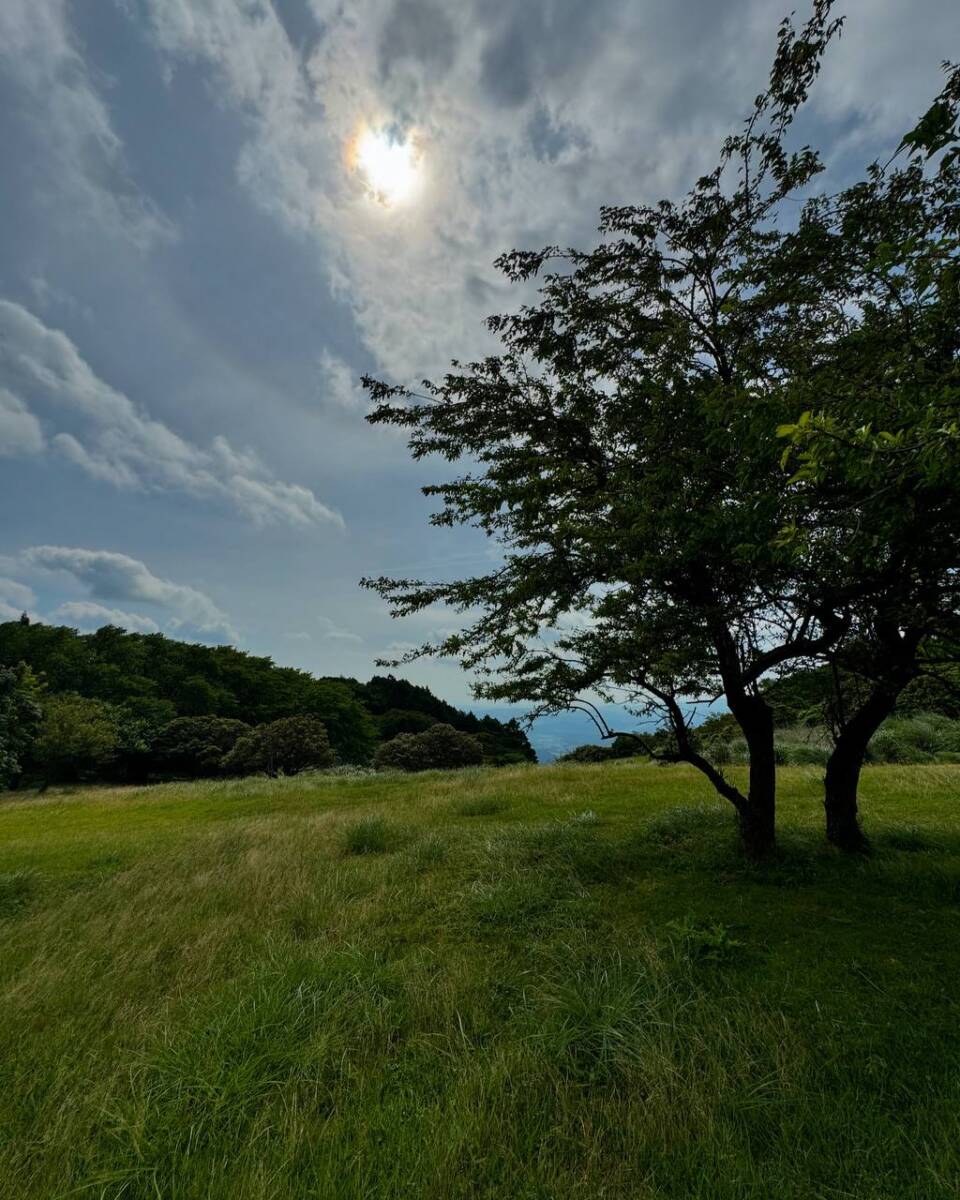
0,664,42,789
221,717,336,778
0,621,534,787
372,723,485,772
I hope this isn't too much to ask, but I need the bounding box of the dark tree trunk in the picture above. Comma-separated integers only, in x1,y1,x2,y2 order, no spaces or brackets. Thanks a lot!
823,687,898,853
739,698,777,859
822,626,923,853
708,620,779,859
823,739,871,853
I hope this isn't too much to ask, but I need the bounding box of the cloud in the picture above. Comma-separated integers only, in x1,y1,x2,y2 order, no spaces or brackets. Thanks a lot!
24,546,237,640
378,0,458,80
50,601,161,634
0,389,45,456
318,349,367,411
0,300,343,528
0,577,35,609
0,0,175,250
317,615,362,643
127,0,759,388
126,0,957,398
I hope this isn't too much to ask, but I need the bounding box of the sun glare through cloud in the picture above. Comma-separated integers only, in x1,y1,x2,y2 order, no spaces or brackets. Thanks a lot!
350,125,423,208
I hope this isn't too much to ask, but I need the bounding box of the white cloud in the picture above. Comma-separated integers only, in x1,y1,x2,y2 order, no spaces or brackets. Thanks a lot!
317,615,363,643
318,349,367,411
0,300,343,528
50,601,161,634
24,546,237,641
0,577,35,609
0,0,175,250
130,0,956,393
0,388,45,456
130,0,760,385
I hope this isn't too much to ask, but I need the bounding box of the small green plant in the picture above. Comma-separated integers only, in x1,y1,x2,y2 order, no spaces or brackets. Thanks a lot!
405,832,447,871
665,916,745,965
529,955,667,1084
342,816,392,855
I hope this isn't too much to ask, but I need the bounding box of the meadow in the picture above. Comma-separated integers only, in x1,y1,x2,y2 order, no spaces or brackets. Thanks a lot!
1,761,959,1199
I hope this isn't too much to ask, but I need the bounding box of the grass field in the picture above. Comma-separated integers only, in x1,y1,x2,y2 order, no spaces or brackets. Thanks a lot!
1,761,959,1199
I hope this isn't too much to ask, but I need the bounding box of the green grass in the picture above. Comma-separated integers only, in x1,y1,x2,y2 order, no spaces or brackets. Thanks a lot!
1,761,959,1199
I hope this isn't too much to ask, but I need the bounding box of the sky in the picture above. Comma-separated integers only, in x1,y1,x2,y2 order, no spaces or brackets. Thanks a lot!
1,0,957,757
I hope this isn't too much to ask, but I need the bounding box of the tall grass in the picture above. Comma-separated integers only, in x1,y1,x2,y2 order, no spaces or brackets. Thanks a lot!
1,762,959,1198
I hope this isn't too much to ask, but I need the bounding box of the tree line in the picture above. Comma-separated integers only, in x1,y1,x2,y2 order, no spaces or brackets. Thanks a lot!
0,619,535,788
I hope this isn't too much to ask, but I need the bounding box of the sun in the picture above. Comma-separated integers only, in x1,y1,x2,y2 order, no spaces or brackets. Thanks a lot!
351,126,423,208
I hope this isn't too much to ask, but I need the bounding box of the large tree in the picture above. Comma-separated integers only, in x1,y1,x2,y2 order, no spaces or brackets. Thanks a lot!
363,3,958,856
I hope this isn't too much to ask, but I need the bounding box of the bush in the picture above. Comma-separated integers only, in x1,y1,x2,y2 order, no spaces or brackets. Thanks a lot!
865,714,960,764
557,744,611,764
156,716,252,778
704,738,732,766
222,716,335,777
781,744,830,767
373,723,484,772
31,693,119,783
0,663,42,789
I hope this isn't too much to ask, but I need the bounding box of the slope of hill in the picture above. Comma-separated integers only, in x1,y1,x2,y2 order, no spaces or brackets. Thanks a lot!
1,761,959,1199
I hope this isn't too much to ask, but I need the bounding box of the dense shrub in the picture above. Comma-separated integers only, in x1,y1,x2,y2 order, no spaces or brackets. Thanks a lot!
558,744,612,764
697,710,960,767
156,717,252,778
376,708,437,739
373,723,484,772
31,693,119,783
222,716,335,777
866,714,960,764
0,663,42,789
781,744,830,767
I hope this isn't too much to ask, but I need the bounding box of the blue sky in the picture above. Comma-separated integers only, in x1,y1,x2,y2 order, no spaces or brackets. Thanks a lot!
1,0,956,755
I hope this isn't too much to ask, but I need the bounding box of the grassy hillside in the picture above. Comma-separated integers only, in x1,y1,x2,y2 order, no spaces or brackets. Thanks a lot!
1,763,959,1199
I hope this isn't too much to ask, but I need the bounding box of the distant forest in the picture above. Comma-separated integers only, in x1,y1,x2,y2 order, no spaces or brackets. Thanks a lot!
0,619,535,784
